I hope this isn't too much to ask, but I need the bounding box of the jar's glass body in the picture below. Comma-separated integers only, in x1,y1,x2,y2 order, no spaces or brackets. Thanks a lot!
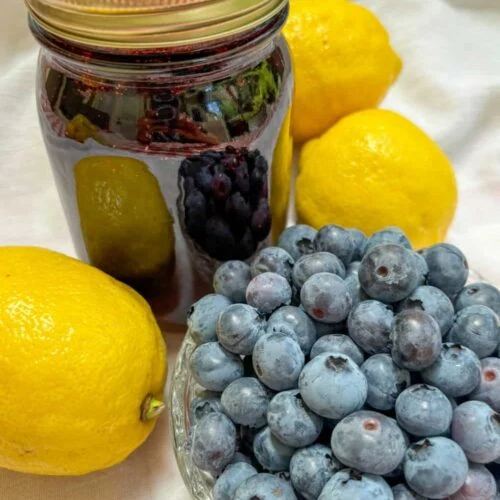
34,16,293,326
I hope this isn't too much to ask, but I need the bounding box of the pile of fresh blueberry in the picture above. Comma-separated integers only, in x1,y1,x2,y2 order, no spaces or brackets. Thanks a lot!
186,223,500,500
179,147,271,261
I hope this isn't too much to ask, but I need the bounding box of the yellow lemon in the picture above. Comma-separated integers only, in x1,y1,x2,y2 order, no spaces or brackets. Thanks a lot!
284,0,402,143
75,156,175,284
0,246,167,475
296,109,458,249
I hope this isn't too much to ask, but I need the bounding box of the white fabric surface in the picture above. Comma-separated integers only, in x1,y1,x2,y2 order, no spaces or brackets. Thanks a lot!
0,0,498,498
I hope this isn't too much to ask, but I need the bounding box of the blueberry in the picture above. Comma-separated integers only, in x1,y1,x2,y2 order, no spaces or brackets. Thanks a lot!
267,390,323,448
359,244,420,303
225,192,251,225
455,282,500,316
344,273,369,308
395,384,453,436
289,445,342,500
448,462,497,500
246,272,292,314
299,352,367,419
229,452,253,466
213,463,258,500
361,354,411,410
346,260,361,277
191,413,237,476
311,334,365,365
253,427,295,472
422,243,468,299
267,306,317,355
300,272,352,323
392,484,426,500
421,343,481,397
277,224,317,260
447,305,500,358
212,172,232,201
318,469,393,500
469,357,500,411
331,410,407,475
217,304,266,355
250,201,272,241
364,226,412,254
189,391,224,425
292,252,346,289
413,252,429,286
347,300,393,355
391,310,442,371
233,473,297,499
204,216,237,261
451,400,500,464
314,224,356,266
251,247,295,282
188,294,232,345
398,285,455,335
213,261,252,303
253,333,304,391
404,437,468,499
221,377,270,428
348,228,367,261
190,342,244,392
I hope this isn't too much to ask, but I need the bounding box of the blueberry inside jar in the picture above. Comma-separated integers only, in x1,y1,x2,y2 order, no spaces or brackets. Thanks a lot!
27,0,294,326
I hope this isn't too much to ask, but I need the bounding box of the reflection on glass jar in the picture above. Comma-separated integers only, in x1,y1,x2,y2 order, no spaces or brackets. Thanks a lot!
28,0,293,326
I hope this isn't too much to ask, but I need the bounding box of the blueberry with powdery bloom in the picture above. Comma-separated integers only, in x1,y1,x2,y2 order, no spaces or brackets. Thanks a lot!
361,353,410,410
277,224,317,261
314,224,356,266
213,261,252,303
252,332,304,391
251,246,295,282
292,252,346,289
267,390,323,448
246,272,292,314
447,305,500,358
403,437,468,499
451,400,500,464
252,427,295,472
359,243,420,303
392,483,427,500
469,357,500,411
189,391,224,425
455,282,500,315
213,462,258,500
311,334,365,366
318,469,393,500
395,384,453,437
233,473,297,500
448,462,497,500
390,309,442,371
330,410,407,475
298,352,367,419
363,226,412,255
300,272,352,323
289,444,342,500
421,343,481,397
190,342,244,392
188,294,232,345
191,413,237,477
348,228,367,261
421,243,468,299
267,305,317,355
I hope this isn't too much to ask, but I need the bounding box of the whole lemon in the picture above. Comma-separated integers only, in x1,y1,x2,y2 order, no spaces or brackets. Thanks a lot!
296,109,458,249
0,247,167,475
284,0,402,142
75,156,175,285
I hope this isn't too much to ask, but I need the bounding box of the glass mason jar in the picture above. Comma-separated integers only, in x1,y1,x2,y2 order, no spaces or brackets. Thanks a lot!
26,0,293,327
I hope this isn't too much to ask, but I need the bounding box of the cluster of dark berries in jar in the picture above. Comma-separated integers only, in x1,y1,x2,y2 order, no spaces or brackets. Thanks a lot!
180,146,271,261
186,224,500,499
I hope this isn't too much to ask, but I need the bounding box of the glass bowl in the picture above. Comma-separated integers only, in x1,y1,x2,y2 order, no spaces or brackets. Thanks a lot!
168,269,488,499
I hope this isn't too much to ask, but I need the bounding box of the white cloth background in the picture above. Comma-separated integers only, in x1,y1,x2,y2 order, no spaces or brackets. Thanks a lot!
0,0,498,498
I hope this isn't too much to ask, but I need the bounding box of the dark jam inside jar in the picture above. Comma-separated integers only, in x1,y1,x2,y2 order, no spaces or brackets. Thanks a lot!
32,9,293,326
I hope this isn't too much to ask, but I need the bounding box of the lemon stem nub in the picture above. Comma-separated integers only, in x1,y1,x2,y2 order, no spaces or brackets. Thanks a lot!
141,395,165,421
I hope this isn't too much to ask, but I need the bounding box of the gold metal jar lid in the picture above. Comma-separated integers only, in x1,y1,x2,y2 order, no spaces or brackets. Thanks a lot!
25,0,288,49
